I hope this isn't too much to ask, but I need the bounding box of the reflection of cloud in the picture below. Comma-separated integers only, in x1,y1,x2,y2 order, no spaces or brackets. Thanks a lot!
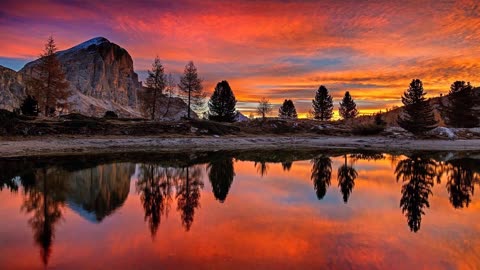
1,0,480,114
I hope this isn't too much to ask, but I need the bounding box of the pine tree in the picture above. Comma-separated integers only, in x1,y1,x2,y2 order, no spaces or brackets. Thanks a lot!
178,61,205,119
26,36,69,116
312,85,333,121
208,80,237,122
397,79,438,134
20,95,39,116
278,99,297,119
339,91,358,119
441,81,479,128
139,56,166,120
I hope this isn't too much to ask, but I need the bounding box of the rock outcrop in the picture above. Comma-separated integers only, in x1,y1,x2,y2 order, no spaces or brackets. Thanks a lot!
0,37,195,119
0,65,24,111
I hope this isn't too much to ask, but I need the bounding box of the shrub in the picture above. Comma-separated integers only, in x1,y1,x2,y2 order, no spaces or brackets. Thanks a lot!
104,110,118,119
352,123,386,135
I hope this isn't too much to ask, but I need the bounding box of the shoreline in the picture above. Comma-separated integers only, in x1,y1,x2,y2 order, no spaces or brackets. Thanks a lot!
1,135,480,158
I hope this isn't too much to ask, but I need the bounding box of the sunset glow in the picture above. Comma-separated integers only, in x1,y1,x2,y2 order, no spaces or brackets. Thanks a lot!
1,0,479,115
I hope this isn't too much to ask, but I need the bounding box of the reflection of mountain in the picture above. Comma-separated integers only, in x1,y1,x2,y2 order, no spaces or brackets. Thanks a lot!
395,156,436,232
65,163,135,222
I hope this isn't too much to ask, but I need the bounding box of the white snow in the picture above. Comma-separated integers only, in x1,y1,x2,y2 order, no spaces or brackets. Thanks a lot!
57,37,109,56
428,127,457,140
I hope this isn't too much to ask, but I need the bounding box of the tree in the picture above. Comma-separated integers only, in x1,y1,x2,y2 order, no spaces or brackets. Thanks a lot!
140,57,166,120
278,99,298,119
208,80,237,122
178,61,205,119
27,36,69,116
397,79,438,134
257,97,273,119
339,91,358,119
20,95,39,116
312,85,333,121
311,156,332,200
441,81,479,128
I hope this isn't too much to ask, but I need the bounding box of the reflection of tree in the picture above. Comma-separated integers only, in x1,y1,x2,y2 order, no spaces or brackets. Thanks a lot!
136,165,175,238
254,161,269,177
311,156,332,200
395,156,436,232
337,155,357,203
21,167,67,266
281,161,293,171
207,157,235,203
176,166,204,231
445,159,480,209
350,152,385,162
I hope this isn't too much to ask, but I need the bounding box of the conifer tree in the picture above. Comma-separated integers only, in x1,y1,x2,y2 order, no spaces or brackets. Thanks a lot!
278,99,298,119
208,80,237,122
27,36,69,116
140,56,166,120
312,85,333,121
178,61,205,119
20,95,39,116
397,79,437,134
339,91,358,119
441,81,479,128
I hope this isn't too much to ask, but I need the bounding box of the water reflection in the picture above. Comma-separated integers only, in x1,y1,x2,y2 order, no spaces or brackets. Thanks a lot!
337,154,358,203
311,155,332,200
0,151,479,268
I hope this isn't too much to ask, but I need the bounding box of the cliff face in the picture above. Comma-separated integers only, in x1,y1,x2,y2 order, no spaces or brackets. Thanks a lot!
0,66,24,111
19,37,142,117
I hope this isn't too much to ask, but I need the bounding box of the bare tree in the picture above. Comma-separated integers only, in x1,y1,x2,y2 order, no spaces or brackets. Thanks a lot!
27,36,69,116
140,56,166,120
178,61,205,119
256,97,273,119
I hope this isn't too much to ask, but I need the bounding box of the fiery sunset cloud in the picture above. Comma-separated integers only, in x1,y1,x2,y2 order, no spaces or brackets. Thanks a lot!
1,0,479,116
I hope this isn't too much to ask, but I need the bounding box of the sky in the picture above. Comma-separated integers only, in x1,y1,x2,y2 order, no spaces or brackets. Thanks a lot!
1,0,480,117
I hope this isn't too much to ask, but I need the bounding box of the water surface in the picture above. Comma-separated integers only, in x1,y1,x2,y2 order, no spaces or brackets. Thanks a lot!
0,150,479,269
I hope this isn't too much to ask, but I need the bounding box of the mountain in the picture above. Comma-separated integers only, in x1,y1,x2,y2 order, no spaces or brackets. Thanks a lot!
0,37,192,119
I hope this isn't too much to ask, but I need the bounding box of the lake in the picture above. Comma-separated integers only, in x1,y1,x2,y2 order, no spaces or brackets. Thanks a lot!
0,150,479,269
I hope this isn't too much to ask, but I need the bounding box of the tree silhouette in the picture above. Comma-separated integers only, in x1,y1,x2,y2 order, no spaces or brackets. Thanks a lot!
21,167,67,266
441,81,479,128
312,85,333,121
176,166,204,231
140,56,166,120
257,97,273,119
278,99,298,119
337,155,358,203
207,157,236,203
136,164,175,238
311,156,332,200
281,161,293,171
254,161,269,177
20,95,39,116
397,79,437,134
339,91,358,119
178,61,205,119
208,80,237,122
395,156,436,232
26,36,69,116
445,159,479,209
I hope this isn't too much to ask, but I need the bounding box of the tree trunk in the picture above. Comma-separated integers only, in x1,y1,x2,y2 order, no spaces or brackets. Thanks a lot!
187,87,191,119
